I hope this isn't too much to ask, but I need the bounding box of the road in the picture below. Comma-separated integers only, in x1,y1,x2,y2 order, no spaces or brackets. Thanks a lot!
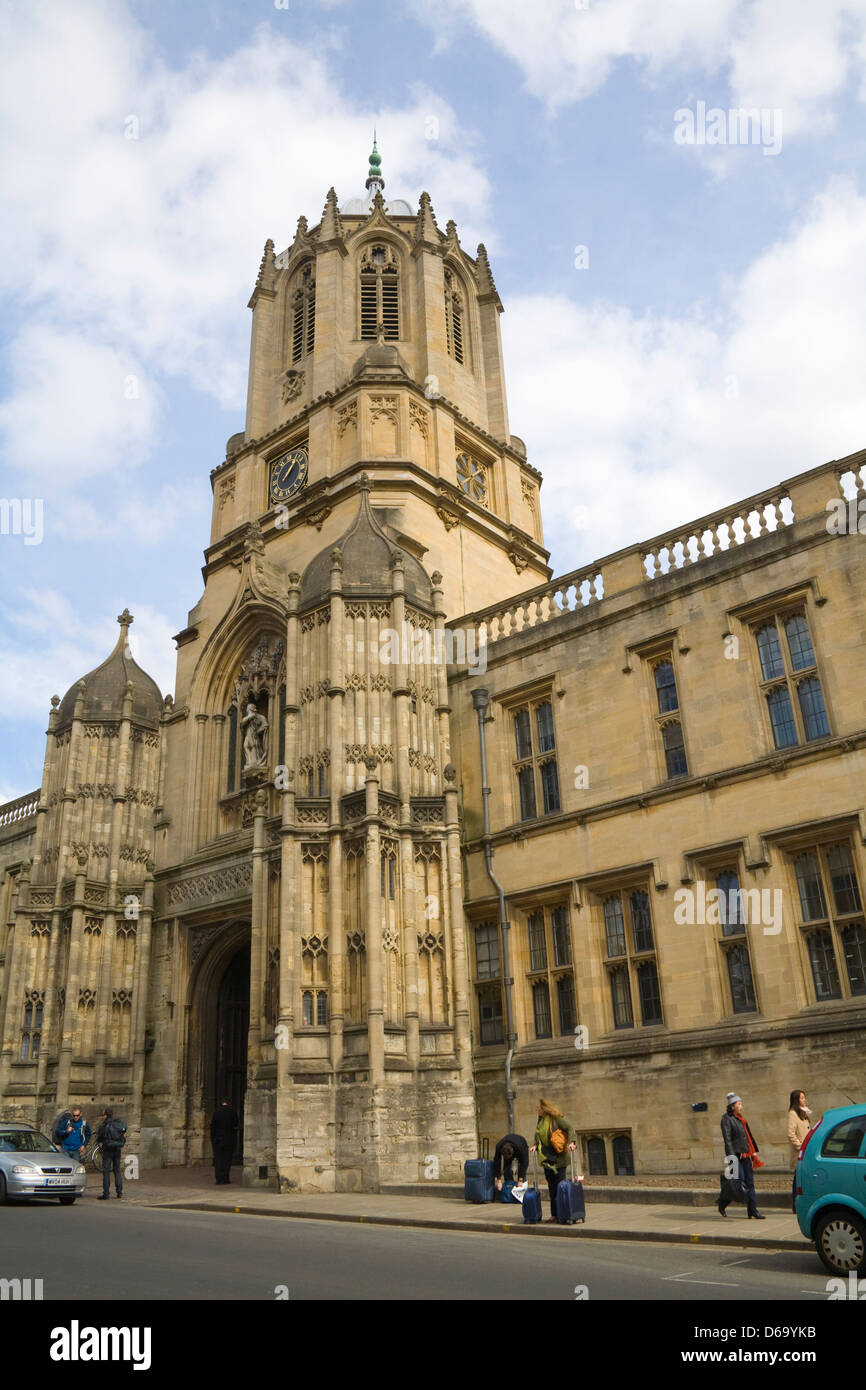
0,1201,834,1300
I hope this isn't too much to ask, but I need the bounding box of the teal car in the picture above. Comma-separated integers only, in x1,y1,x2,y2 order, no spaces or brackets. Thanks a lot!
795,1103,866,1276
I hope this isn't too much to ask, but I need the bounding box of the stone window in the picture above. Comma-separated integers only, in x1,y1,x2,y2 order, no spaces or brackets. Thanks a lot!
582,1131,634,1176
510,697,561,822
291,262,316,364
792,841,866,1001
474,921,504,1045
711,867,758,1014
20,991,43,1061
524,904,576,1039
456,449,487,504
650,657,689,780
600,888,664,1030
753,610,830,750
360,244,399,340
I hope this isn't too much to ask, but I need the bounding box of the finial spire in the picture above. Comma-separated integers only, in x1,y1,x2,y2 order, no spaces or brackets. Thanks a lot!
365,131,385,195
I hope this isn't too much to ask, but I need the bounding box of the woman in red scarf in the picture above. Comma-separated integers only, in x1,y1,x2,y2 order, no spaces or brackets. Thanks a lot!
719,1092,765,1219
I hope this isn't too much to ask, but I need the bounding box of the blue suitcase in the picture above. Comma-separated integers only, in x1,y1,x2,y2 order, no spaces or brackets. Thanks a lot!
497,1178,519,1203
523,1155,543,1224
555,1153,586,1224
464,1139,495,1203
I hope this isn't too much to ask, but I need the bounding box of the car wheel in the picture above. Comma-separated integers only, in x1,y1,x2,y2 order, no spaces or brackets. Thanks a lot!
0,1173,7,1205
58,1195,76,1206
815,1208,866,1276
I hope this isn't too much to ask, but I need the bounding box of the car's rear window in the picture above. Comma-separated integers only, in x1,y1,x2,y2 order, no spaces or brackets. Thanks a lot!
0,1130,57,1153
821,1116,866,1159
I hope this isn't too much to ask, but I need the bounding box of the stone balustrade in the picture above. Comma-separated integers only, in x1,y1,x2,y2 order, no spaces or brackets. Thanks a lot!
0,789,40,829
641,484,794,580
452,454,858,647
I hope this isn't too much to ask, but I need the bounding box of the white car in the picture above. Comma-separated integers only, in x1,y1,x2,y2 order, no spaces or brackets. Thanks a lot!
0,1122,87,1205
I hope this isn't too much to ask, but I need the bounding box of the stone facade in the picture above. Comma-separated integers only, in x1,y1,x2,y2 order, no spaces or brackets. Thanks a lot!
1,151,864,1184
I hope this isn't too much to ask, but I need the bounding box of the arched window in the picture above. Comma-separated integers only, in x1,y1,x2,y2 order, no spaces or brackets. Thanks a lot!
612,1134,634,1175
444,267,466,365
290,263,316,364
360,244,399,340
586,1136,608,1176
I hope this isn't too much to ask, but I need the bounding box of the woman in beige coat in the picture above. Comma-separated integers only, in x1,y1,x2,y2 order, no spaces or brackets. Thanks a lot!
787,1089,812,1212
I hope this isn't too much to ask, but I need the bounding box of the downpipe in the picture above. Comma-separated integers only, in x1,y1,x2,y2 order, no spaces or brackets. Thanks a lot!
472,689,515,1132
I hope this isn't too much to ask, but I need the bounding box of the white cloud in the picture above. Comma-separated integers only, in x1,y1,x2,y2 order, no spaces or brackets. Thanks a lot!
0,589,177,725
0,326,162,484
503,179,866,570
416,0,866,135
0,2,492,484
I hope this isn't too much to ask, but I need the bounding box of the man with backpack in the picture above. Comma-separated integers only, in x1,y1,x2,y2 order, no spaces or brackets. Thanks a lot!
56,1105,91,1158
96,1108,127,1200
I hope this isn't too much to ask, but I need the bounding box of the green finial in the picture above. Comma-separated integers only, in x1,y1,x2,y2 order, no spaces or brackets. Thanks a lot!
368,129,382,180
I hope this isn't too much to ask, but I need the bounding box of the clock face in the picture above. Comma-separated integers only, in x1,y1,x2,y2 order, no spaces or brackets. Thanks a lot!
269,445,308,505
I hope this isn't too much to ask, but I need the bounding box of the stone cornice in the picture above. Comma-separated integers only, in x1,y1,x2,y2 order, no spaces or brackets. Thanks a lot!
201,459,551,584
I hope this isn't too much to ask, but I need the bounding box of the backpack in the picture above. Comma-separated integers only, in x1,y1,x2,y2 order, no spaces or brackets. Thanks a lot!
102,1118,127,1149
52,1111,73,1144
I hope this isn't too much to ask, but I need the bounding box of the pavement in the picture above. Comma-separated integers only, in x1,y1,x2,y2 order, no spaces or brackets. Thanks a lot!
78,1164,812,1254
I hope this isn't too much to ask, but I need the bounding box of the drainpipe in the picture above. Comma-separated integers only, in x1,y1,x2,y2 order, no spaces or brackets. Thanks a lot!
472,689,515,1132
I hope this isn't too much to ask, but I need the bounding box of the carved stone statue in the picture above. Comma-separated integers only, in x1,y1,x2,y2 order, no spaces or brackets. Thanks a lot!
241,702,269,770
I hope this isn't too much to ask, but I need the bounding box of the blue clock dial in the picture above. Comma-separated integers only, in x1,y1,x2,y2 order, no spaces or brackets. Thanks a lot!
269,445,308,505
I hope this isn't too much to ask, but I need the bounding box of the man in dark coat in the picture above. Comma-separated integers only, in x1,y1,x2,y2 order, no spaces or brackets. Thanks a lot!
493,1133,529,1192
210,1098,239,1185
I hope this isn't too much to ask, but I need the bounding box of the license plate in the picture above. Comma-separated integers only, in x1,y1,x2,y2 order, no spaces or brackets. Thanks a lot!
44,1177,68,1186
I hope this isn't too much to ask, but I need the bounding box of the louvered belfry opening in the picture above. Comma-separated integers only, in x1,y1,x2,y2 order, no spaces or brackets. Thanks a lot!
360,244,399,340
291,263,316,364
445,268,464,365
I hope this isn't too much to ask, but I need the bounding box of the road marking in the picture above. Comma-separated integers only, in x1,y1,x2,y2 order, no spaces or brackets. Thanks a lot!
663,1271,739,1287
721,1258,752,1266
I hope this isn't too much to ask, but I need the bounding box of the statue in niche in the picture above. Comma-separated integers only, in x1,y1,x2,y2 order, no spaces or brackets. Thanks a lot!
241,700,269,770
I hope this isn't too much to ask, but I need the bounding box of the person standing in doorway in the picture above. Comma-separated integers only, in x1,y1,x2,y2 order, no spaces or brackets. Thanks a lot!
210,1098,238,1185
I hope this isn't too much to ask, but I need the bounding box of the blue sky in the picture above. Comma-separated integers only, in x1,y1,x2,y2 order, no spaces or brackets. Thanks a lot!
1,0,865,800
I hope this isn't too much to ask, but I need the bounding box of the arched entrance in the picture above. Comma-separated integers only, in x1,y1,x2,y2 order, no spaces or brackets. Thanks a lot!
214,945,250,1158
186,920,251,1166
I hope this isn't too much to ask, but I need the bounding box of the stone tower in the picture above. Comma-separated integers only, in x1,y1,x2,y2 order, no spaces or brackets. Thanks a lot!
0,610,162,1131
150,143,549,1188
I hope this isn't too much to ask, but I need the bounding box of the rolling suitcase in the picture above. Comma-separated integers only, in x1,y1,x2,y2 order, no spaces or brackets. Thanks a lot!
464,1138,495,1203
555,1152,586,1225
523,1154,543,1224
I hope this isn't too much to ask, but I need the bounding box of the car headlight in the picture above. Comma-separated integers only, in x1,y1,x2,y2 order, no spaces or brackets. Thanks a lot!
74,1165,86,1175
11,1164,37,1173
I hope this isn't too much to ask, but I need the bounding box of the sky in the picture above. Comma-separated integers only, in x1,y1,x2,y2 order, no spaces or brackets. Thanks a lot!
1,0,865,800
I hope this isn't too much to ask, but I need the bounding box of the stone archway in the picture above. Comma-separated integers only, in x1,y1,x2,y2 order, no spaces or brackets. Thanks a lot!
186,920,250,1163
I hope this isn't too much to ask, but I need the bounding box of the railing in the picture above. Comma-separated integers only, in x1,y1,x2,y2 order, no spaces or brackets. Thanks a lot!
453,454,861,648
473,569,603,646
0,789,40,829
641,485,794,580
